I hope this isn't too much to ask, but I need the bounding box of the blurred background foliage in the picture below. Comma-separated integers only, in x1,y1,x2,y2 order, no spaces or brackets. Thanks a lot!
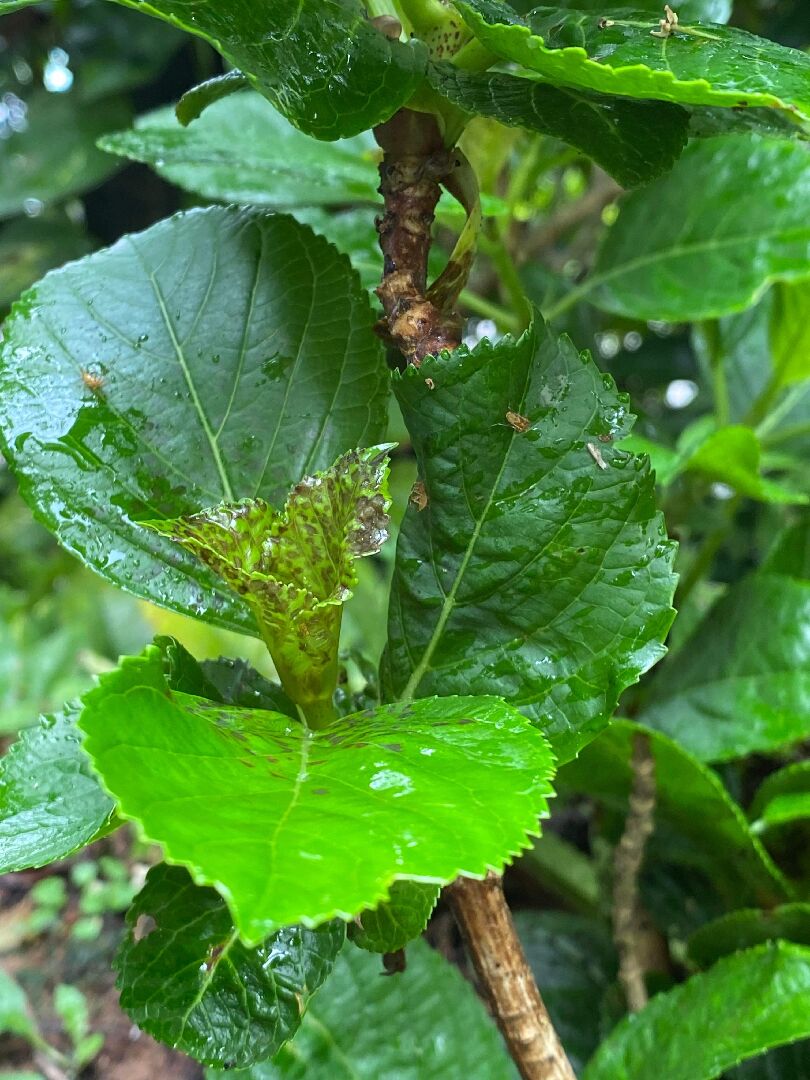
1,0,810,1076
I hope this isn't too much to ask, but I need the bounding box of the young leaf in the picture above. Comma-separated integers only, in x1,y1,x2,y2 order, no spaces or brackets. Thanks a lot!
429,66,689,188
99,93,380,208
78,646,555,944
558,134,810,322
750,761,810,833
105,0,426,140
175,71,251,126
348,880,440,954
206,939,518,1079
115,864,344,1067
688,904,810,969
454,1,810,129
145,446,392,719
640,574,810,763
0,207,388,634
583,944,810,1080
559,721,789,905
0,705,115,874
382,320,676,763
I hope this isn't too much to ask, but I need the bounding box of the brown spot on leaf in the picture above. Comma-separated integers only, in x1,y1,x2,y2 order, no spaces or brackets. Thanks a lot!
204,942,225,972
312,788,329,796
410,480,429,511
382,742,403,752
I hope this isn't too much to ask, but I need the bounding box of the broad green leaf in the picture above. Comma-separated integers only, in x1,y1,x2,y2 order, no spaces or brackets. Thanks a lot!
454,2,810,128
0,705,115,874
348,880,440,954
559,721,788,904
769,282,810,387
0,207,388,634
584,944,810,1080
640,574,810,763
146,447,392,719
515,911,616,1074
115,864,344,1067
103,0,426,140
0,90,130,220
0,216,92,309
688,904,810,969
99,94,380,208
560,134,810,322
553,0,732,22
429,66,688,188
79,645,555,944
206,939,518,1080
381,320,676,763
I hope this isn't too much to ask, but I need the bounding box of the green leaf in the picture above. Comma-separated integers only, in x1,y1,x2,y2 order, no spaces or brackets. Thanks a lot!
769,282,810,387
0,968,39,1044
559,721,789,905
514,911,617,1074
78,645,555,944
688,904,810,969
552,0,732,22
0,216,92,310
750,761,810,832
429,65,688,188
0,207,388,634
640,574,810,763
455,2,810,129
560,134,810,322
115,864,344,1067
99,93,380,208
348,880,440,954
0,706,115,874
0,90,131,220
106,0,426,140
146,446,392,719
583,944,810,1080
381,320,676,763
206,939,518,1079
176,71,251,126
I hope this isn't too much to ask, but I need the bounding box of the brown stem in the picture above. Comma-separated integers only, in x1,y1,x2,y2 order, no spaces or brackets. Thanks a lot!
447,874,577,1080
373,110,462,365
376,106,575,1080
612,731,657,1013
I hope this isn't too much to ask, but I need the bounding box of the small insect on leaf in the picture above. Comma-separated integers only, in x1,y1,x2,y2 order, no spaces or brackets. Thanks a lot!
506,411,531,433
652,4,679,38
410,480,429,511
81,370,104,392
587,442,609,470
424,377,436,390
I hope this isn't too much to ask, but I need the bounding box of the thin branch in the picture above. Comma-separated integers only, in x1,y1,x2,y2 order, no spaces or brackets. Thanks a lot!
612,731,657,1013
447,873,577,1080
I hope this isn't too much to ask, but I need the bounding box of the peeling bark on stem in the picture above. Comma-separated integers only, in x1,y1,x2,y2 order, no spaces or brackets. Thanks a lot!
374,110,462,364
447,873,577,1080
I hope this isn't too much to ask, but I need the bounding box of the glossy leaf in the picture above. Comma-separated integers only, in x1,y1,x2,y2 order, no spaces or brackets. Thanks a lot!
0,705,115,874
348,880,440,954
688,904,810,969
455,2,810,128
0,90,130,220
147,447,392,715
584,944,810,1080
78,645,555,944
0,207,388,634
429,66,688,188
559,721,788,904
750,761,810,832
382,320,676,763
107,0,426,140
640,575,810,763
207,939,518,1080
99,93,380,208
515,911,616,1074
571,134,810,322
115,863,344,1067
